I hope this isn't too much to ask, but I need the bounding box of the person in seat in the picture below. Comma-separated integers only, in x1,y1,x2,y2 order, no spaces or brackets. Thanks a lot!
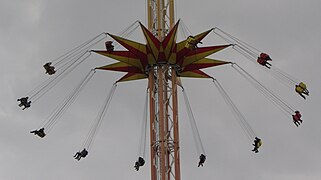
134,157,145,171
257,53,272,69
185,36,202,50
299,82,309,94
43,62,56,75
30,128,46,138
17,97,31,110
105,41,114,52
295,82,309,99
80,148,88,157
198,154,206,167
252,137,262,153
74,148,88,161
17,97,28,106
260,53,272,61
292,111,303,127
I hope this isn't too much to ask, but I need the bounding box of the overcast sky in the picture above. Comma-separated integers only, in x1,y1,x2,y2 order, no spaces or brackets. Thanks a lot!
1,0,321,180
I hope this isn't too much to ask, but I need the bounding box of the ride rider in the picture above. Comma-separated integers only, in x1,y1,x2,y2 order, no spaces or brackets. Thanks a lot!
257,53,272,69
295,82,309,99
292,111,303,127
134,157,145,171
105,41,114,52
252,137,262,153
198,154,206,167
43,62,56,75
17,97,31,110
74,148,88,161
30,128,46,138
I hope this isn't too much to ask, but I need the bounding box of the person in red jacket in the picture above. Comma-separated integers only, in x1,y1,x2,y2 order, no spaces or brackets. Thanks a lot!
257,53,272,69
292,111,303,127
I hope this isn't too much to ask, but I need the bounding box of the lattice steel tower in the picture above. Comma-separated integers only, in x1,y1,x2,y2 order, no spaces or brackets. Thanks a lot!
147,1,180,180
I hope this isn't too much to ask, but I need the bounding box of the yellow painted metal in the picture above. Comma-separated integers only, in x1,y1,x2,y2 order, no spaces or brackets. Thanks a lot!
157,0,162,40
169,0,175,29
148,0,153,30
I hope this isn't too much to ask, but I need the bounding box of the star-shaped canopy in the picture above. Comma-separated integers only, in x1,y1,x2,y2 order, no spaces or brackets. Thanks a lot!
92,20,231,82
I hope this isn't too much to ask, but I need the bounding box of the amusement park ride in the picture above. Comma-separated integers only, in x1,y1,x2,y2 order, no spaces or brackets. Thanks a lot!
18,0,309,180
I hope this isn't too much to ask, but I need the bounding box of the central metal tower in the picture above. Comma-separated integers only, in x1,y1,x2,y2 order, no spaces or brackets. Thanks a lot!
147,1,180,180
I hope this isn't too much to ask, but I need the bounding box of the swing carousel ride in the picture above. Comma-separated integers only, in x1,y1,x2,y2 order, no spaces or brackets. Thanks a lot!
17,1,309,180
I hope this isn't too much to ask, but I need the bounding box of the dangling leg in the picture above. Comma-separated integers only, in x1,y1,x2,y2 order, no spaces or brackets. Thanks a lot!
298,93,306,100
303,89,309,96
134,162,139,171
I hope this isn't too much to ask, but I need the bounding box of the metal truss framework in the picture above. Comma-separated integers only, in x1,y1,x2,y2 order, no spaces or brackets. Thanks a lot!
149,65,180,180
147,0,175,40
147,0,179,180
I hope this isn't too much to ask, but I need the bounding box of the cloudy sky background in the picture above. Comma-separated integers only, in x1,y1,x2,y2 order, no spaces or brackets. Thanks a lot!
1,0,321,179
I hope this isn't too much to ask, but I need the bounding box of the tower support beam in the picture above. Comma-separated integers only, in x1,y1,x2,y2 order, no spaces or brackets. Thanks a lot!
147,0,175,39
171,69,180,180
148,65,180,180
149,69,157,180
148,1,179,179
